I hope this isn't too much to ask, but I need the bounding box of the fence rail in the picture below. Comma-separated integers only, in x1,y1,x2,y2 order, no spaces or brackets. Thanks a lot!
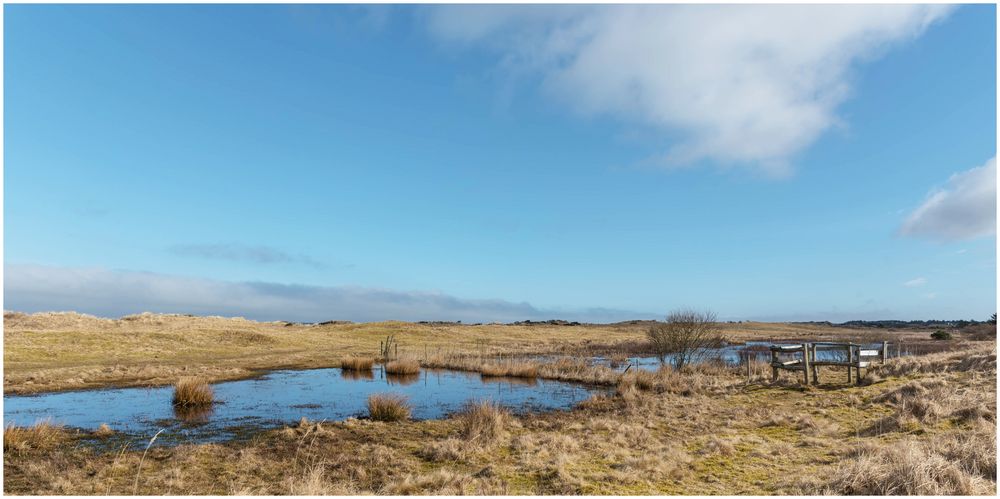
768,341,888,385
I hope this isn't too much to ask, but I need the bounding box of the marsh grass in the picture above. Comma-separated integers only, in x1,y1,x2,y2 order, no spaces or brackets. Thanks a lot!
3,419,64,455
384,359,420,375
367,393,411,422
171,377,214,407
820,436,995,495
93,423,115,438
480,361,539,378
340,356,375,371
457,400,511,444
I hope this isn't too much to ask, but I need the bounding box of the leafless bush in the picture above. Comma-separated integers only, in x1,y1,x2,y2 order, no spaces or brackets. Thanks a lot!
647,309,725,370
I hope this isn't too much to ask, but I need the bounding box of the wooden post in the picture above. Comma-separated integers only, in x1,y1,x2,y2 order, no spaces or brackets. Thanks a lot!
811,343,819,385
771,349,778,382
855,346,863,386
881,341,888,364
801,343,811,385
846,345,853,385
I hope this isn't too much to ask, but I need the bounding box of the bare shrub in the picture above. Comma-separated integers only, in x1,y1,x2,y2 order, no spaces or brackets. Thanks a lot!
963,322,997,341
647,309,725,370
367,393,411,422
172,377,214,407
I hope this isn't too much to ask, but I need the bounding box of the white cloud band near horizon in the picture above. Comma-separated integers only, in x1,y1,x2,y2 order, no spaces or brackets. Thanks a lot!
425,4,952,175
3,263,656,324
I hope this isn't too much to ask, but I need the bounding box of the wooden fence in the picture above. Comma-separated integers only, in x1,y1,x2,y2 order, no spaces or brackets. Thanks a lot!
768,341,889,385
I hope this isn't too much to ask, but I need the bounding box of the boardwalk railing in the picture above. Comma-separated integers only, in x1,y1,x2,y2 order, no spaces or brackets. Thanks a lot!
769,341,889,385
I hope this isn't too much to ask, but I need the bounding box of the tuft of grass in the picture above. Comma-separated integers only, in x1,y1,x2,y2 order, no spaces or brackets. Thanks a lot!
384,359,420,375
367,393,411,422
3,420,64,455
93,423,115,438
819,436,994,495
341,356,375,371
457,400,511,444
172,377,214,407
480,360,539,378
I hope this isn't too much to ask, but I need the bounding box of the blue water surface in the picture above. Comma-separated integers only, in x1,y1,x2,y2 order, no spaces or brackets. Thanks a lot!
3,367,602,444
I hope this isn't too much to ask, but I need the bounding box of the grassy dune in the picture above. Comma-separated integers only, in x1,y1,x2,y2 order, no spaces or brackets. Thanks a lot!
3,311,932,395
3,342,994,495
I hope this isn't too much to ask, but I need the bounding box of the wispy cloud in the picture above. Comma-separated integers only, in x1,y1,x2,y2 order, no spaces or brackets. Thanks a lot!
899,157,997,241
168,243,325,268
4,263,653,324
425,4,951,176
903,277,927,287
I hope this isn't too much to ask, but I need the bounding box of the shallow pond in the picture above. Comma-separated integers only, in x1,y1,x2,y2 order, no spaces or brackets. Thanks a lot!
3,367,603,445
598,341,908,372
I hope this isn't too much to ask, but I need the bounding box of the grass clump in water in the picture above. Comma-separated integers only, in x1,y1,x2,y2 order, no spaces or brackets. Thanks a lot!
367,393,411,422
341,356,375,371
385,359,420,375
172,377,214,407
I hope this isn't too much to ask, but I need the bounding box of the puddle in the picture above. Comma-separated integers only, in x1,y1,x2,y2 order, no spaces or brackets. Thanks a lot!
3,367,603,445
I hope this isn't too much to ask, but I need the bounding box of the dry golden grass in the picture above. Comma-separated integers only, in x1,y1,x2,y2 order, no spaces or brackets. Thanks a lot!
818,431,996,495
6,340,997,495
340,356,375,371
2,311,990,495
92,424,115,438
5,310,932,395
457,400,512,444
3,420,65,455
367,393,411,422
384,359,420,375
172,377,213,407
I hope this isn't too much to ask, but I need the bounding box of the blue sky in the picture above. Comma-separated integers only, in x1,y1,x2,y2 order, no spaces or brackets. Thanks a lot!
4,4,996,323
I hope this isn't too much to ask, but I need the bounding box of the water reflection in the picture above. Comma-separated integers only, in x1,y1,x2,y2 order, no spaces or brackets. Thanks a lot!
340,369,375,381
385,373,420,386
480,374,538,387
173,404,214,424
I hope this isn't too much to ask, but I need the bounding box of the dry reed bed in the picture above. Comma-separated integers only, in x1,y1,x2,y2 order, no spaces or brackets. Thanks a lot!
422,354,624,386
340,356,375,371
3,420,66,456
384,359,420,375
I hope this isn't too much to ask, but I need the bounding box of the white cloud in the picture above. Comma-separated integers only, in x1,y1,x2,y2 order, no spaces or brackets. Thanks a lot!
903,277,927,287
3,264,652,324
168,243,325,268
425,5,952,175
900,157,997,241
